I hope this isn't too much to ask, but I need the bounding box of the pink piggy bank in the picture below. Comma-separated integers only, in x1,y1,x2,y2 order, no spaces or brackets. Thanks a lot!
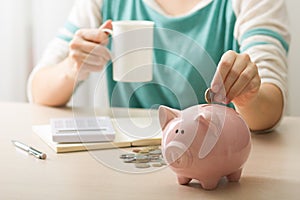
159,104,251,190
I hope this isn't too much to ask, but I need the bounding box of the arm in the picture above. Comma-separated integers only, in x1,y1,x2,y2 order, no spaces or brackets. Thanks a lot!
211,51,283,131
211,0,290,131
28,0,109,107
31,21,112,107
31,57,77,107
235,83,283,131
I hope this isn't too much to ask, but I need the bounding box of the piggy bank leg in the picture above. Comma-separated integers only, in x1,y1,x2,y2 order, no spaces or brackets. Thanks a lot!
200,178,220,190
177,176,192,185
226,168,242,182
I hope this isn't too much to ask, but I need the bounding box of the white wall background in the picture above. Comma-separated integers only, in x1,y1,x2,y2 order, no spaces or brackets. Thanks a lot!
0,0,33,102
0,0,299,115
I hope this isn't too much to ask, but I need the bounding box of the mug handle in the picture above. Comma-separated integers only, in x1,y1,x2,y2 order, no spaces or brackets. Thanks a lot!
101,28,113,36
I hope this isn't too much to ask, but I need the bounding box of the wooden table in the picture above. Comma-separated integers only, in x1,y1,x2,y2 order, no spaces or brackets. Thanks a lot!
0,102,299,200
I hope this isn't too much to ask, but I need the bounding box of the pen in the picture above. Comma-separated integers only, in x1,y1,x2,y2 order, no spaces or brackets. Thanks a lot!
12,140,47,160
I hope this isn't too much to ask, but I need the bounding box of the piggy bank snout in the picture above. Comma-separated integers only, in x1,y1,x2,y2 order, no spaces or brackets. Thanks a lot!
164,141,192,169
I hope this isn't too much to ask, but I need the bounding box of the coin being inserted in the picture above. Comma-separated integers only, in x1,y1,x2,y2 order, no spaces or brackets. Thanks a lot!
205,88,216,103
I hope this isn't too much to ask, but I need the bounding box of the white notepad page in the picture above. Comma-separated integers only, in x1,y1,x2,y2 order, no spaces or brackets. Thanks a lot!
50,117,115,143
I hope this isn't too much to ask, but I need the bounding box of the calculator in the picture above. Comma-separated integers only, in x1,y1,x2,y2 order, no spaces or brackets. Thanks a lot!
50,116,116,143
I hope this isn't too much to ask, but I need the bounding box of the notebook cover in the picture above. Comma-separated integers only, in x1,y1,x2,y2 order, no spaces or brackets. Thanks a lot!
33,117,162,153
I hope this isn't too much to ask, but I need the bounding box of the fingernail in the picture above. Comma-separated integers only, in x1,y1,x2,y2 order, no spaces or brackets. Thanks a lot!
214,93,224,103
211,84,220,92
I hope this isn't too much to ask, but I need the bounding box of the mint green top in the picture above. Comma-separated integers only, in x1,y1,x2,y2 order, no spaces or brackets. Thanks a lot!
27,0,290,111
102,0,238,109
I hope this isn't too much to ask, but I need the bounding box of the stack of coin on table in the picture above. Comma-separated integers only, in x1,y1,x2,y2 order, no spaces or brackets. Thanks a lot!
119,146,166,169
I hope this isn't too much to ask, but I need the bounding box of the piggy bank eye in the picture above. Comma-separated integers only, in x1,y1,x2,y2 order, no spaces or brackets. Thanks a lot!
175,129,179,134
181,130,185,134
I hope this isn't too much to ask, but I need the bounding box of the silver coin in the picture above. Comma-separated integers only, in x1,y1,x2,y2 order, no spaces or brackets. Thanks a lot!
149,155,161,161
160,160,167,165
152,163,163,167
149,149,162,155
123,158,136,163
135,163,151,168
135,155,150,163
120,153,135,159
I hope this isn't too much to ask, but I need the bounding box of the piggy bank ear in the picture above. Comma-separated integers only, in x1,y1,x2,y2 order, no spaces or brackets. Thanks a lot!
195,112,221,159
158,105,180,130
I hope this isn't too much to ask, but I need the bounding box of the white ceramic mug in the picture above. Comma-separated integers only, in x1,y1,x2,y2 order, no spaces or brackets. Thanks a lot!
103,20,154,82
